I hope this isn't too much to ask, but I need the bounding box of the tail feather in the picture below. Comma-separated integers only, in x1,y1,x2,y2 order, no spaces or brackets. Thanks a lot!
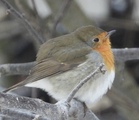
3,85,18,93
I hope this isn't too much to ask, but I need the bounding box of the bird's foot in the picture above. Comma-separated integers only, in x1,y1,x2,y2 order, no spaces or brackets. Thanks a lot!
56,99,70,119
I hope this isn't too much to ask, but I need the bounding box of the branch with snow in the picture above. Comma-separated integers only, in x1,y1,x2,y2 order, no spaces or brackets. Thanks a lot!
0,91,99,120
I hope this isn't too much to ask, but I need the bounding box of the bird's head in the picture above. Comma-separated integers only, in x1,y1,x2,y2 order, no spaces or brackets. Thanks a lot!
90,30,116,51
75,25,116,51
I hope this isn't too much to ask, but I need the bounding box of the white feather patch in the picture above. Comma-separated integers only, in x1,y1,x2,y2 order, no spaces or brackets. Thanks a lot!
26,70,115,107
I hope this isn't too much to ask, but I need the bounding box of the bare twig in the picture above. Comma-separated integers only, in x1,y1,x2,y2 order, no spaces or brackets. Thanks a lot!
0,0,44,44
51,0,73,36
66,64,104,103
0,62,35,76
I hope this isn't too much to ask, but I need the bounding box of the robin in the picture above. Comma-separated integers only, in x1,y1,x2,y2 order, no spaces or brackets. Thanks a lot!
3,25,115,108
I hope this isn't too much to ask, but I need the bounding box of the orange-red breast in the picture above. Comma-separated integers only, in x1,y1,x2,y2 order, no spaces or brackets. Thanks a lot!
3,25,115,108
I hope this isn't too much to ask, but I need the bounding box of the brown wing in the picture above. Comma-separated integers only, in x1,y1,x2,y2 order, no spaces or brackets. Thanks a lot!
27,58,82,82
3,57,86,93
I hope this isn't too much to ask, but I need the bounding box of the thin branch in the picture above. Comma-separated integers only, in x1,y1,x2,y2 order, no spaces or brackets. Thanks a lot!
51,0,73,36
0,62,35,76
66,64,104,103
0,0,44,44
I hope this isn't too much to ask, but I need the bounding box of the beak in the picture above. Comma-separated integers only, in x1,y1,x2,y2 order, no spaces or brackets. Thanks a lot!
106,30,116,38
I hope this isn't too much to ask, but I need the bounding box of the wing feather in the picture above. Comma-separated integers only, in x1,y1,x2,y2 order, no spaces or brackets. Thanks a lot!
3,35,92,92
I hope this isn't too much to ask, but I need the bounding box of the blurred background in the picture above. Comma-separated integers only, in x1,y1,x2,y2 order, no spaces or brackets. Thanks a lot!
0,0,139,120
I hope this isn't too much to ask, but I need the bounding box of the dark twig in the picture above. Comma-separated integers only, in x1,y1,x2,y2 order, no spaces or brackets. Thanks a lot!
51,0,73,36
66,64,104,103
0,0,44,44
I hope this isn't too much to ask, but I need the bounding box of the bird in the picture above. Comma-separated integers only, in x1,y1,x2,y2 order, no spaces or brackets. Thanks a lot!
3,25,115,108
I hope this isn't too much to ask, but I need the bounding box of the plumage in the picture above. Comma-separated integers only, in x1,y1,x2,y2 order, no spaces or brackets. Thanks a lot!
3,25,115,108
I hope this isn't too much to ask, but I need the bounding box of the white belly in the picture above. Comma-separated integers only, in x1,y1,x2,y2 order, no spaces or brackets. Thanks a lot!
26,69,115,107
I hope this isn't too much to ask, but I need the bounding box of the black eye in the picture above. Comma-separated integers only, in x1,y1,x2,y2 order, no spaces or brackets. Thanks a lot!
93,38,99,42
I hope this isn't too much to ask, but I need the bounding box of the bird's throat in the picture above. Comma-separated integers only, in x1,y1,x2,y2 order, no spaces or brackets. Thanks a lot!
94,43,115,71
